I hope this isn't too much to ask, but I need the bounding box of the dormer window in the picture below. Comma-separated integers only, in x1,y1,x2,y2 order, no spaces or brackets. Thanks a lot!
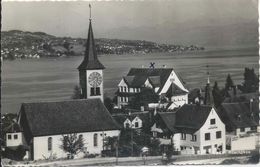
14,134,18,140
135,122,139,128
8,135,12,140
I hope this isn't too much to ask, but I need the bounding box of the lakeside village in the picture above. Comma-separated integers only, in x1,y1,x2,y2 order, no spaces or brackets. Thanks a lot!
1,30,204,61
1,14,259,165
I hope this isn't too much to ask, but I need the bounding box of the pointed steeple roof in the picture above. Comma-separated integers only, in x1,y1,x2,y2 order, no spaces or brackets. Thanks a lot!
204,80,214,106
78,19,105,70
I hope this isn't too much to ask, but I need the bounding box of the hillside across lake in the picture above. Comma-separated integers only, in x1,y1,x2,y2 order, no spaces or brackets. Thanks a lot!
1,30,204,60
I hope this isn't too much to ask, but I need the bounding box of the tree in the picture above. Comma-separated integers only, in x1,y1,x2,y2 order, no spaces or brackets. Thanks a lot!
104,97,114,113
127,87,159,110
212,81,224,107
60,133,84,159
148,138,161,156
238,68,259,93
225,74,234,91
71,85,82,99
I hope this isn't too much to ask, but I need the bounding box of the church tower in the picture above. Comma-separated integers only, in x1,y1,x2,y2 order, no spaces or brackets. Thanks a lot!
204,66,214,106
78,6,105,102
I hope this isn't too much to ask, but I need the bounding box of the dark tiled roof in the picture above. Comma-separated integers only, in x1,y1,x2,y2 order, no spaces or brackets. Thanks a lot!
175,104,212,134
20,99,120,137
166,83,188,97
78,20,105,70
148,76,161,87
126,68,173,90
112,111,150,128
218,102,259,131
158,112,178,133
223,92,259,103
5,122,22,133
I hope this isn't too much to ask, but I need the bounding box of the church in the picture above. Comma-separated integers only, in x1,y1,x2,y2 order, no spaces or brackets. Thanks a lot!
5,13,120,160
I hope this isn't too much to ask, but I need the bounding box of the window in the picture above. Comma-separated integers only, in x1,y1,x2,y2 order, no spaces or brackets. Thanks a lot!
94,133,98,147
124,87,127,92
210,119,216,125
251,126,257,131
125,123,130,128
48,137,52,151
90,87,101,96
240,127,245,132
135,122,139,128
205,133,210,140
8,135,12,140
191,135,197,141
14,134,18,140
120,97,124,102
181,133,186,140
216,131,221,139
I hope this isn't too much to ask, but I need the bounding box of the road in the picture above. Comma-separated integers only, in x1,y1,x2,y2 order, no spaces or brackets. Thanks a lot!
2,154,252,166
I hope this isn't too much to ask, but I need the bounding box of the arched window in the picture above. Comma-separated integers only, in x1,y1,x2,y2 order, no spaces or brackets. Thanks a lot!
93,133,98,147
48,137,52,151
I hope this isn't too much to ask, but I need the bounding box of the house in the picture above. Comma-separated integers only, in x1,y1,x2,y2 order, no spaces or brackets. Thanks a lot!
151,104,226,155
6,99,120,160
112,111,151,130
116,67,188,109
218,101,259,152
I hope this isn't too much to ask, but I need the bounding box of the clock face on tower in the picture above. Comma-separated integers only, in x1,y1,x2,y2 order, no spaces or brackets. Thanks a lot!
88,72,102,87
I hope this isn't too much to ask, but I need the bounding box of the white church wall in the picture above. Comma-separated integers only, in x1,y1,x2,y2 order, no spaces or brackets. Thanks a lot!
33,130,120,160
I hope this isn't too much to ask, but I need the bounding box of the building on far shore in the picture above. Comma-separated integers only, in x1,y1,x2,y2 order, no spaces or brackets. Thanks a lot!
116,67,188,110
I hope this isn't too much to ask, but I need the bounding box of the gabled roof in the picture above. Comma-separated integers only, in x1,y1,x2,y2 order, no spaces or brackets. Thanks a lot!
175,104,212,134
19,99,120,137
148,76,161,87
218,102,259,131
78,20,105,70
166,83,188,97
112,111,150,128
5,122,22,133
126,68,173,89
157,112,178,133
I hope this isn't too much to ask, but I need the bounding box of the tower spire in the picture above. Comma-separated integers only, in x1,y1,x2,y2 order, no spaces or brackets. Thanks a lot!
89,4,92,20
204,65,214,106
77,5,105,70
206,65,210,84
77,5,105,101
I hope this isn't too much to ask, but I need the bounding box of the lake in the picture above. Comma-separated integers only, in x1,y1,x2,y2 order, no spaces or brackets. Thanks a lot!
2,47,258,114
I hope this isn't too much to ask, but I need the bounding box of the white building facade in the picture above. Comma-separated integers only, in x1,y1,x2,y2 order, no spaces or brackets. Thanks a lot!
116,68,188,109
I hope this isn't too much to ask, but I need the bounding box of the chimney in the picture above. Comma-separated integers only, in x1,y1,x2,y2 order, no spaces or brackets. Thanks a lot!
142,65,144,68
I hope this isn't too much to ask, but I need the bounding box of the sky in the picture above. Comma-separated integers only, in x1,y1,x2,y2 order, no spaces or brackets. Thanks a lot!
2,0,259,48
